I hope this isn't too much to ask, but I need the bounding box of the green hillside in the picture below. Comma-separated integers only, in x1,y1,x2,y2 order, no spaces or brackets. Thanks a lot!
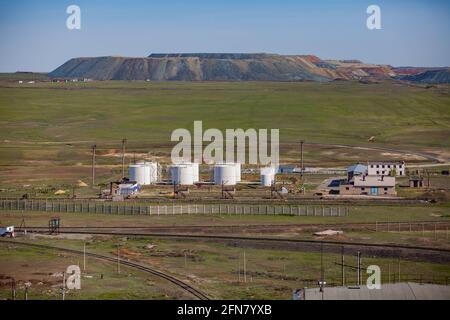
0,80,449,147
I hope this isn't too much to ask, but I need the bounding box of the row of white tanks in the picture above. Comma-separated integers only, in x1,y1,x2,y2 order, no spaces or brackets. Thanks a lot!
129,161,275,187
170,162,240,186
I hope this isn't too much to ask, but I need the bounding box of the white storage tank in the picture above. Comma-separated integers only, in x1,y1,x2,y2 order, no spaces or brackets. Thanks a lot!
260,167,276,187
171,164,194,185
129,164,147,185
214,164,237,186
191,162,200,182
260,173,275,187
234,163,241,182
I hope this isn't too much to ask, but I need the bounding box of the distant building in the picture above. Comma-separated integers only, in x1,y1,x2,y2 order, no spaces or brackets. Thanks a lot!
409,176,424,188
367,161,405,176
340,174,396,196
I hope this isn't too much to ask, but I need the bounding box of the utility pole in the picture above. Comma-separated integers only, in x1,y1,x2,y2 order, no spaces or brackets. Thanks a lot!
356,251,361,286
341,246,345,286
91,144,97,187
121,138,127,179
117,245,121,274
62,272,66,300
11,278,16,300
173,183,176,199
300,140,304,177
359,252,362,285
319,242,325,300
238,254,241,282
434,222,437,240
388,263,391,283
243,251,247,283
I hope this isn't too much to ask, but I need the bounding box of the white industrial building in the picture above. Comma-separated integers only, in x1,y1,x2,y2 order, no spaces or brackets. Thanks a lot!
367,161,405,176
341,162,399,196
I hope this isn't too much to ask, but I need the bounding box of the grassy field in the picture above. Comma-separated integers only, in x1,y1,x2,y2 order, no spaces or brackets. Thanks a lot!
1,236,449,299
0,242,193,300
0,80,449,147
0,204,449,228
1,80,449,300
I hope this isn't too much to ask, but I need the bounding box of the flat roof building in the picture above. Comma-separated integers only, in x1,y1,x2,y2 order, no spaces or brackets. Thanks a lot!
367,161,405,176
340,175,396,196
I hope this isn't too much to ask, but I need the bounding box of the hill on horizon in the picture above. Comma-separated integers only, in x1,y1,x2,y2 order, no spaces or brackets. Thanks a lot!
48,53,449,83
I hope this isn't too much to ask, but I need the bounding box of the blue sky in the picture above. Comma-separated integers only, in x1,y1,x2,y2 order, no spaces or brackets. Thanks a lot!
0,0,449,72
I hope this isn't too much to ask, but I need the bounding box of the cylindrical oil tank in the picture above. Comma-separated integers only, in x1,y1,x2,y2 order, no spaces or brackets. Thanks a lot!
191,162,200,182
260,167,276,187
145,161,158,183
129,164,146,185
214,164,237,186
261,173,275,187
136,161,151,185
260,167,276,175
171,164,194,185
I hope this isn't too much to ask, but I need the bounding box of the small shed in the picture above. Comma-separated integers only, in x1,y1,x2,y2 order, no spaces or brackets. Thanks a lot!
409,176,424,188
117,183,140,196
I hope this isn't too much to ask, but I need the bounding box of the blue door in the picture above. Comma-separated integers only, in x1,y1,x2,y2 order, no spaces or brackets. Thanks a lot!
370,187,378,195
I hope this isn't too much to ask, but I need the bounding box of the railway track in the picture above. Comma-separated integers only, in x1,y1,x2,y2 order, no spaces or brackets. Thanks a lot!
17,227,450,254
0,240,209,300
18,220,450,233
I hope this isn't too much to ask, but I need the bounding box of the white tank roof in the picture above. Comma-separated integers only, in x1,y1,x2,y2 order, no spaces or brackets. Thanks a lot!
214,164,237,186
170,164,194,185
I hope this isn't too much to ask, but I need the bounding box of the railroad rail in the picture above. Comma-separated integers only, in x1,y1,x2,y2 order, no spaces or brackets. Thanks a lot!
17,220,450,233
0,240,209,300
16,227,450,254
